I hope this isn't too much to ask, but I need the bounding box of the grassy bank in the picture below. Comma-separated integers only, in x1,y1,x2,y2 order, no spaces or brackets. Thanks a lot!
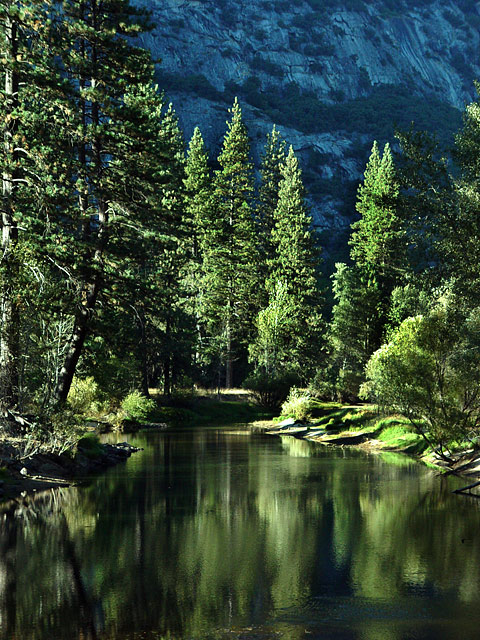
273,398,480,486
275,399,431,457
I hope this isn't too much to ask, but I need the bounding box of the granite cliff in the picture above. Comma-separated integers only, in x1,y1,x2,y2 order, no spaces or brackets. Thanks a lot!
135,0,479,243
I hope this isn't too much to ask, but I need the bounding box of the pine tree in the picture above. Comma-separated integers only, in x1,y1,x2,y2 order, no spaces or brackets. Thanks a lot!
328,141,404,399
184,127,212,261
201,99,260,388
329,262,382,400
264,145,324,379
150,104,187,396
0,2,22,411
256,125,286,287
183,127,213,377
51,0,157,404
0,0,72,412
350,141,404,281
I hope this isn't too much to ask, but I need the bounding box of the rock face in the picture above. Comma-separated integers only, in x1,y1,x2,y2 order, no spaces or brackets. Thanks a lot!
135,0,478,237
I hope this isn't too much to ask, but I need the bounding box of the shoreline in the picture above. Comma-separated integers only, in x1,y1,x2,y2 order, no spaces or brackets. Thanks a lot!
0,392,268,505
260,418,480,494
0,440,141,503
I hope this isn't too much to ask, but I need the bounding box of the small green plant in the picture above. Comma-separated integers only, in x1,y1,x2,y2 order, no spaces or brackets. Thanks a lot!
120,391,155,422
281,388,312,422
15,411,84,459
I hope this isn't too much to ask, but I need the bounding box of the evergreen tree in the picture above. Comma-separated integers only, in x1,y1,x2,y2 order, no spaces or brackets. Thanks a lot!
0,0,72,412
51,0,156,404
327,141,404,399
184,127,212,261
0,1,22,412
350,141,404,281
183,127,213,379
149,104,188,396
201,99,259,388
256,125,286,289
264,145,324,379
329,263,382,400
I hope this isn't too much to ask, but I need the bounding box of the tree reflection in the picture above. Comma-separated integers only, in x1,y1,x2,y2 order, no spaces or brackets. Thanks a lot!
1,430,480,639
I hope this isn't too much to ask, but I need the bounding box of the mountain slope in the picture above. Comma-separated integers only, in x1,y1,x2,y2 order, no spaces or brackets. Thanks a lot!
135,0,478,238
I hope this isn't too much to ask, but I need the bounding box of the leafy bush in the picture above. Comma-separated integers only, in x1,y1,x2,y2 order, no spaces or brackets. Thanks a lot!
281,388,312,421
67,377,107,415
365,301,480,458
309,368,337,400
243,371,300,410
16,412,84,458
120,391,155,422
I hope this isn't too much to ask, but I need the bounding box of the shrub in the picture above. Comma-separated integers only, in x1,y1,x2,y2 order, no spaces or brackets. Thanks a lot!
243,371,300,410
365,301,480,458
281,388,312,421
120,391,155,422
67,376,107,415
77,433,103,458
17,411,84,458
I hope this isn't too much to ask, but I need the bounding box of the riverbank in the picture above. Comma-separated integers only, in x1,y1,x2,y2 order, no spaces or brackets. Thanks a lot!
0,391,271,503
0,437,141,502
261,403,480,494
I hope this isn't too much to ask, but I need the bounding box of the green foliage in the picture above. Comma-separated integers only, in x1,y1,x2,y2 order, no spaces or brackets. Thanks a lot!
67,377,108,416
77,433,103,458
256,126,286,282
225,82,461,148
243,370,300,410
281,388,312,422
328,262,382,400
327,141,405,401
121,392,156,423
365,299,480,457
199,99,260,387
249,280,296,376
266,146,325,379
350,141,404,278
16,412,85,458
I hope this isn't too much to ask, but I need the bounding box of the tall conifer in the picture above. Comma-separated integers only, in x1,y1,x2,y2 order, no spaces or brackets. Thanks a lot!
52,0,156,404
0,0,70,412
257,125,286,288
265,146,324,378
201,99,259,388
329,141,403,399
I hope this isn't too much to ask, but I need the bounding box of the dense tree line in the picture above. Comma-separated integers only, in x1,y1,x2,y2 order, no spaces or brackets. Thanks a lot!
0,0,323,423
3,0,480,461
315,86,480,459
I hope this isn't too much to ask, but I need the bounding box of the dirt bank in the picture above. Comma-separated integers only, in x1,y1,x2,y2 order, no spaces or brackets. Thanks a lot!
0,440,141,503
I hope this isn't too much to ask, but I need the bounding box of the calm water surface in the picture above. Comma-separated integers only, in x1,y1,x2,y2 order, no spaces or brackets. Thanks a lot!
1,426,480,640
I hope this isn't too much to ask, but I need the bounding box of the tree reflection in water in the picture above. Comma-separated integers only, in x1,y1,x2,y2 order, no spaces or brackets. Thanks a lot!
1,428,480,640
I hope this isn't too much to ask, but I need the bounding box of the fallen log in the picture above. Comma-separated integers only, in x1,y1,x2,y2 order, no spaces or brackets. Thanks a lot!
453,480,480,496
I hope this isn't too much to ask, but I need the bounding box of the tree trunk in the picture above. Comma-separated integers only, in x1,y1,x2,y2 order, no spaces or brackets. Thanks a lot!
225,319,233,389
54,13,107,406
53,293,97,405
0,15,20,412
163,316,171,397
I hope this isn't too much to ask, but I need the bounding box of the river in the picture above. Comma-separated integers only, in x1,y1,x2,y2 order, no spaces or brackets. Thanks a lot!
1,425,480,639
